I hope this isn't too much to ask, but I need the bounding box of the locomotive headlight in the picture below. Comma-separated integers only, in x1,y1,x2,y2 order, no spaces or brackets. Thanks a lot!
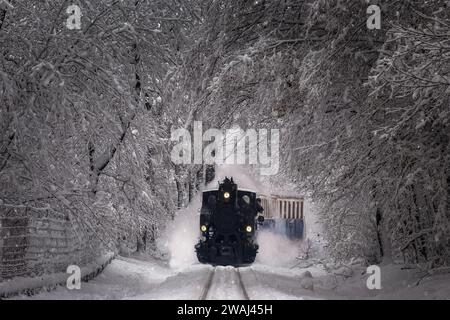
200,225,207,232
223,192,230,199
245,226,252,233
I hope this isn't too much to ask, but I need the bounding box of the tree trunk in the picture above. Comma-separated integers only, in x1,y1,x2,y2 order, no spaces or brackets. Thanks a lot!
378,208,394,265
174,165,184,209
188,171,195,203
205,165,215,185
0,8,7,31
196,167,203,190
176,180,183,208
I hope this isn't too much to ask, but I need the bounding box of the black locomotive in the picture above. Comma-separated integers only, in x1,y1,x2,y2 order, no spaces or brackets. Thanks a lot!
195,177,264,266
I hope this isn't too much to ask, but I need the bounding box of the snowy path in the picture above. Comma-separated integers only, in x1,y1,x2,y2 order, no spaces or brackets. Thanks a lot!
202,267,249,300
7,255,332,300
9,255,317,300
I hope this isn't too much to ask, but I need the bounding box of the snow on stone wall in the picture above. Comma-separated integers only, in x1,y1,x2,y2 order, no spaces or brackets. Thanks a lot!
0,207,103,282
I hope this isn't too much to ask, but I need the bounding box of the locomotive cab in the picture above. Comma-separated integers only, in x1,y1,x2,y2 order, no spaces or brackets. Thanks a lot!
195,177,263,266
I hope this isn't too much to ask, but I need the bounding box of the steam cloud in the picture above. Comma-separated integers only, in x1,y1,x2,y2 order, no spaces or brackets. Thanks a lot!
256,230,300,266
157,197,201,269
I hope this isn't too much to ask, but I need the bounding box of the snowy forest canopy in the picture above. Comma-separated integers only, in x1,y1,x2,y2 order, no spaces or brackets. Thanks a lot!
0,0,449,278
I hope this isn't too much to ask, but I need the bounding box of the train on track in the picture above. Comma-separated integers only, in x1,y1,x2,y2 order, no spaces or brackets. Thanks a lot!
195,177,264,266
195,177,305,266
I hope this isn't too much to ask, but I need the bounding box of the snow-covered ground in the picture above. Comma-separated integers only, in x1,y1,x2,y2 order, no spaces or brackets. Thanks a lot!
10,254,175,300
8,252,450,300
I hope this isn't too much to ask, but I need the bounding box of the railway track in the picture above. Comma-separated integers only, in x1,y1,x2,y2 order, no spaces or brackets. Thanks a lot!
236,268,250,300
200,267,250,300
200,268,216,300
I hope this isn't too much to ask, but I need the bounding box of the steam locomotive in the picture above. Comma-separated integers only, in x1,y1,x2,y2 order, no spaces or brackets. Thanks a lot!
195,177,264,266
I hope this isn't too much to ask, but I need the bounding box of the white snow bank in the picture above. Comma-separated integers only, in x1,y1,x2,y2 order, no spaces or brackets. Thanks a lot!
333,263,450,300
10,254,175,300
1,252,114,298
12,254,450,300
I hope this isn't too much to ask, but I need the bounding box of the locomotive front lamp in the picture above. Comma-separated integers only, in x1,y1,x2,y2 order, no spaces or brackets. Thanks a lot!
245,226,252,233
223,192,230,199
200,225,207,232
